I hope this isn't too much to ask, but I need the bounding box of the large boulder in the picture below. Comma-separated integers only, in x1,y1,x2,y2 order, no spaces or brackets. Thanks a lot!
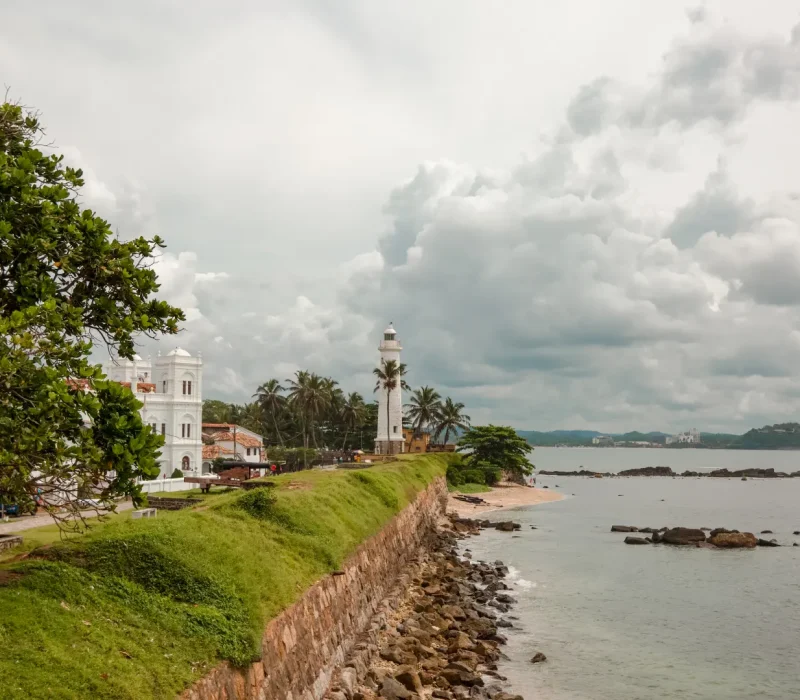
624,536,650,545
611,525,638,532
757,538,781,547
709,532,757,548
661,528,706,545
379,677,414,700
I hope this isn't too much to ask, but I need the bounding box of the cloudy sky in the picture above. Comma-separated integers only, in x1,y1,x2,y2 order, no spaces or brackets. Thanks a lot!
4,1,800,433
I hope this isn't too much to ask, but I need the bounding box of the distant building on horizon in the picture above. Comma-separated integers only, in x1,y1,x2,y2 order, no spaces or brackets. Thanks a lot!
666,428,700,445
592,435,614,446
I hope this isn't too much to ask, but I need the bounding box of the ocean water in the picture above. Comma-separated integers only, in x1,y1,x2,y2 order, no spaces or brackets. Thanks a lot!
464,448,800,700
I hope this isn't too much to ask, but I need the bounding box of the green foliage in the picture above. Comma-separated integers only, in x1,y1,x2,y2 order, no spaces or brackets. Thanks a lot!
406,386,442,436
170,469,184,479
460,468,486,485
0,455,450,699
448,482,491,494
457,425,534,479
446,462,465,486
234,487,277,519
433,397,471,446
0,102,183,525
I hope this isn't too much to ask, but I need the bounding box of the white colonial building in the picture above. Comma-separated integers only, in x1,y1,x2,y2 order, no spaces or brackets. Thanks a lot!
374,324,406,455
105,347,203,477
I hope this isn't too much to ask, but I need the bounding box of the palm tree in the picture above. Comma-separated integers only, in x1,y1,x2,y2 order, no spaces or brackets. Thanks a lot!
286,371,330,462
434,397,471,447
340,392,366,450
406,386,442,438
373,360,409,455
253,379,286,447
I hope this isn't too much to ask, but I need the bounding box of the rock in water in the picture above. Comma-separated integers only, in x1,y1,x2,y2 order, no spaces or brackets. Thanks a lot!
611,525,638,532
661,528,706,545
624,536,650,545
757,538,781,547
760,530,773,534
530,652,547,663
709,532,757,548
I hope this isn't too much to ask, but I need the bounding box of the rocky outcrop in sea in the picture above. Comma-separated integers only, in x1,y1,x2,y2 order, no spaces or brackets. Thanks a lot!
539,467,800,478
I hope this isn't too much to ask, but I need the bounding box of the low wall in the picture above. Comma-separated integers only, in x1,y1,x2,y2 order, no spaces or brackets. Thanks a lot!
0,534,23,552
182,475,448,700
147,497,202,511
139,477,190,494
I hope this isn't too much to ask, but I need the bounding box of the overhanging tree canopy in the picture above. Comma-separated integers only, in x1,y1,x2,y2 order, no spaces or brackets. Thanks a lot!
457,425,534,480
0,101,184,529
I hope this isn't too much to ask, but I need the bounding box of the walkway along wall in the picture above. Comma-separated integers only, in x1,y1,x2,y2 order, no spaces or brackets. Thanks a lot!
182,475,449,700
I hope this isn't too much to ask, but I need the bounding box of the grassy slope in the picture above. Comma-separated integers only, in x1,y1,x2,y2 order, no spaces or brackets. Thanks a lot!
0,455,450,700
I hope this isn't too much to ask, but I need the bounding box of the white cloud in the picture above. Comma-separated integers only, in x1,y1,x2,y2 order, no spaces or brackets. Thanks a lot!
10,2,800,433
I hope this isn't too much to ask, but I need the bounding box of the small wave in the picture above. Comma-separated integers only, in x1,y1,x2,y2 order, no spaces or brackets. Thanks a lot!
507,565,536,589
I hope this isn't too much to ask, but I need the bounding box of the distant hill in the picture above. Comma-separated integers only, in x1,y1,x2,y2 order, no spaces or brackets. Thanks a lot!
517,429,670,446
516,425,800,449
730,422,800,449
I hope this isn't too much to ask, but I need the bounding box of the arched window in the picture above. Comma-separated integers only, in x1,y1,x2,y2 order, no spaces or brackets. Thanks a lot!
182,456,190,472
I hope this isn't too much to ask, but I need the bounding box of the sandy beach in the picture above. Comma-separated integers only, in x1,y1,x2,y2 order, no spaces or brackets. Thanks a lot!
448,483,564,517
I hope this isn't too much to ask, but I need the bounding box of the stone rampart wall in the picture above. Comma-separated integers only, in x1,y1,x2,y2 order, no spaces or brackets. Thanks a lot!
182,475,448,700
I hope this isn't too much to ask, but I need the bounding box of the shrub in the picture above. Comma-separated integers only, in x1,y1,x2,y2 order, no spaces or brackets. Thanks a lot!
234,488,277,519
482,467,502,485
446,463,465,486
461,469,486,485
170,468,184,479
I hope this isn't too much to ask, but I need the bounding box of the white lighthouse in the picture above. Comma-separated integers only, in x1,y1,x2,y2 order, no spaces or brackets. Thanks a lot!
374,324,405,455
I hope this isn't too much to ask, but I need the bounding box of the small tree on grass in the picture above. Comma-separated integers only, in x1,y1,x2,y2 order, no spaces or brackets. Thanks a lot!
457,425,534,484
0,101,184,530
170,468,184,479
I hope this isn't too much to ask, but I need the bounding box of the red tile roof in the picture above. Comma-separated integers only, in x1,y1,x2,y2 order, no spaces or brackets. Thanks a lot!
202,445,235,460
206,431,263,448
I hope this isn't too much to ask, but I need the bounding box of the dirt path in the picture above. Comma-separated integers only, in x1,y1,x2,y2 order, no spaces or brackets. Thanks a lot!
0,501,134,535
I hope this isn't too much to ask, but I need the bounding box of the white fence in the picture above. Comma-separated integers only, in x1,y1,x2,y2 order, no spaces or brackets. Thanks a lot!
138,477,189,494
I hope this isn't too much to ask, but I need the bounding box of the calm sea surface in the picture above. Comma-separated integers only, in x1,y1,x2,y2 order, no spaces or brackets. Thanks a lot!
464,448,800,700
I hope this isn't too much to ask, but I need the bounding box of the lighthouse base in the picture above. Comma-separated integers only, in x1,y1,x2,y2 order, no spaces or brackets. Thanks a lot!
374,438,406,456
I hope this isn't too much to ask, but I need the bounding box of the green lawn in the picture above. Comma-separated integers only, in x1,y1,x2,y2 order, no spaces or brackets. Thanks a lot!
448,482,491,494
0,455,451,700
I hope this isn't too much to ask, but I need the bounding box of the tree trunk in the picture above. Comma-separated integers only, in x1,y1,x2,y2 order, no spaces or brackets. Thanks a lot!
272,412,284,447
341,427,349,451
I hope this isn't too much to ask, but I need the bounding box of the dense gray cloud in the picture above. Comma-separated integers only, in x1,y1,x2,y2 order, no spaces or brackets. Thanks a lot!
6,2,800,433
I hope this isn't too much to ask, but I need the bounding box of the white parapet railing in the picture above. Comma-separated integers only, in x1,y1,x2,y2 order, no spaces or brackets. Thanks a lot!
137,477,188,494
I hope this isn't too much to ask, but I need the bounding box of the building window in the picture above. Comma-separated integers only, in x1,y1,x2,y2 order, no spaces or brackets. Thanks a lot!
182,456,190,472
161,423,166,436
187,380,192,396
182,380,186,395
162,380,167,393
151,422,156,432
393,425,398,434
181,423,191,438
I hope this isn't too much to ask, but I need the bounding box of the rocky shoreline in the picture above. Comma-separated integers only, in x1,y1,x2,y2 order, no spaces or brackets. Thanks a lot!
539,466,800,478
324,515,530,700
